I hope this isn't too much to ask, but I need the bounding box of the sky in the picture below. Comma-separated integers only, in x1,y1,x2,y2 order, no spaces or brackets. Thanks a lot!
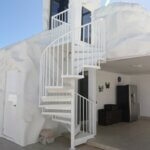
0,0,42,48
0,0,150,48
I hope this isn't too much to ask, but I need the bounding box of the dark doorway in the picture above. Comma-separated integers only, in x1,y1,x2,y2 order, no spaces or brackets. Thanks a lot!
78,71,88,122
78,71,88,98
50,0,69,29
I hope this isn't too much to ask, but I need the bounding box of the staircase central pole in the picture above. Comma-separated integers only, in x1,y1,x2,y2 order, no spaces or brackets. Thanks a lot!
69,0,82,149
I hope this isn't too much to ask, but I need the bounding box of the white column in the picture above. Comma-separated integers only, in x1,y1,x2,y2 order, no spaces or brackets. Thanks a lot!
69,0,82,75
69,0,82,29
69,0,82,43
43,0,51,31
88,68,97,135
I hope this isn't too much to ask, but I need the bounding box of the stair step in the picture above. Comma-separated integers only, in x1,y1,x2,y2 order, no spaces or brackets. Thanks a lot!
40,100,71,105
42,108,71,116
44,104,71,110
83,65,100,69
46,86,74,93
41,96,73,102
52,116,71,125
42,112,71,117
62,75,84,79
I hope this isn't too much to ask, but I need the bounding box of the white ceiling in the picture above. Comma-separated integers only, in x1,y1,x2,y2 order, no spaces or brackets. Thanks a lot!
101,55,150,75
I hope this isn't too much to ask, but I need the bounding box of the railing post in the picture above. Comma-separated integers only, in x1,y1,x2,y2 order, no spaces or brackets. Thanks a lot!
71,30,75,75
70,82,75,150
93,102,96,135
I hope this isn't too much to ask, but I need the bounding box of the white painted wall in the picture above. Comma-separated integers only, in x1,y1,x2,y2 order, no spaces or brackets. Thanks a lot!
43,0,51,31
0,29,65,147
94,3,150,60
95,71,150,118
96,70,130,110
130,74,150,117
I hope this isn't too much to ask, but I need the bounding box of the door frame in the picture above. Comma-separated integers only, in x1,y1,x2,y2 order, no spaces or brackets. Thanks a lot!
2,70,19,143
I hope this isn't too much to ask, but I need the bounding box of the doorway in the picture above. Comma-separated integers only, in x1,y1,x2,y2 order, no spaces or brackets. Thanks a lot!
3,71,20,140
78,71,88,122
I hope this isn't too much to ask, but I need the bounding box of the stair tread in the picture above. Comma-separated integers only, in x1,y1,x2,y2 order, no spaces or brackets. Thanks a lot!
42,112,71,117
52,116,71,125
62,75,84,79
40,101,71,105
42,96,72,100
44,105,71,110
46,86,74,90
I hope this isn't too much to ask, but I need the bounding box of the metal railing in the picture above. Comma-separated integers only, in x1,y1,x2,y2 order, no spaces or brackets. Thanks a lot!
51,9,70,29
75,93,96,135
39,18,106,97
40,10,106,150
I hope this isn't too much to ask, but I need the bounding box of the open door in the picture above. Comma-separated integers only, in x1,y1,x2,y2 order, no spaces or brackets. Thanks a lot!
3,70,20,140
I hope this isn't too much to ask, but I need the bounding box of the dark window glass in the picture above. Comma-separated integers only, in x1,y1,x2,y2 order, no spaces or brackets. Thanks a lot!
82,7,91,25
81,7,91,43
50,0,69,29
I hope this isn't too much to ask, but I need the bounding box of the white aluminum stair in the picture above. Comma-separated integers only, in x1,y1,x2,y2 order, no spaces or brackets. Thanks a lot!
39,9,105,149
42,108,71,116
41,96,72,102
52,116,71,125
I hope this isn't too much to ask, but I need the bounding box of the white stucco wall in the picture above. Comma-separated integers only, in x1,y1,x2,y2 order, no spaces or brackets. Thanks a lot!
0,28,67,146
95,71,150,118
43,0,51,31
96,70,131,110
94,3,150,60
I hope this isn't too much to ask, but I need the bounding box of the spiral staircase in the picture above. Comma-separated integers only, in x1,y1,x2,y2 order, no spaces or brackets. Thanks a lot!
39,9,106,149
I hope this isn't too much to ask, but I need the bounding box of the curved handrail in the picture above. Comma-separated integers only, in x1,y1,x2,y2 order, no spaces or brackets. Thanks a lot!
52,9,69,19
41,18,105,58
39,18,106,98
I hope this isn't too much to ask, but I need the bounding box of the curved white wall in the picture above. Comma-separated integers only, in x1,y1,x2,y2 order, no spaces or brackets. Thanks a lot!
94,3,150,60
0,30,62,146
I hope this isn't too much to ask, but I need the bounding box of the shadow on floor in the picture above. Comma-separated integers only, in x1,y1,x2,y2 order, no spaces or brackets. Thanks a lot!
0,136,102,150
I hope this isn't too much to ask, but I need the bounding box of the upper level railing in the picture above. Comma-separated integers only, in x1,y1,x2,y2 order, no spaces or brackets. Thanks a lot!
39,18,105,97
51,9,70,29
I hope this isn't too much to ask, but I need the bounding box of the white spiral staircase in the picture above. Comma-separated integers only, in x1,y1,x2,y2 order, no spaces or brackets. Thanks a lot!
39,9,106,149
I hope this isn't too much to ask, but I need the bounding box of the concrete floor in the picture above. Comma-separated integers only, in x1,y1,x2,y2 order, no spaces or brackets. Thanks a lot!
0,136,102,150
1,119,150,150
88,119,150,150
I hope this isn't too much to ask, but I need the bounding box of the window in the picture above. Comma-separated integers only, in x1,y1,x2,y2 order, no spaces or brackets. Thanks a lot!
50,0,69,29
81,7,91,43
82,7,91,25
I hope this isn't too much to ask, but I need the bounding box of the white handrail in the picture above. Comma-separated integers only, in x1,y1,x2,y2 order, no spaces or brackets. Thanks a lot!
39,18,106,99
75,92,96,135
51,9,70,29
75,93,95,104
52,9,69,19
39,13,106,149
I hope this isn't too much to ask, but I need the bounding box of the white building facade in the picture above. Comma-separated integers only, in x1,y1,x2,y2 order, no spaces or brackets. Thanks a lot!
0,0,150,150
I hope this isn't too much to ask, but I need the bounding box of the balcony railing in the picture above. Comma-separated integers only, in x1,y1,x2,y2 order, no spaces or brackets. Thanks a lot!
51,9,70,29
